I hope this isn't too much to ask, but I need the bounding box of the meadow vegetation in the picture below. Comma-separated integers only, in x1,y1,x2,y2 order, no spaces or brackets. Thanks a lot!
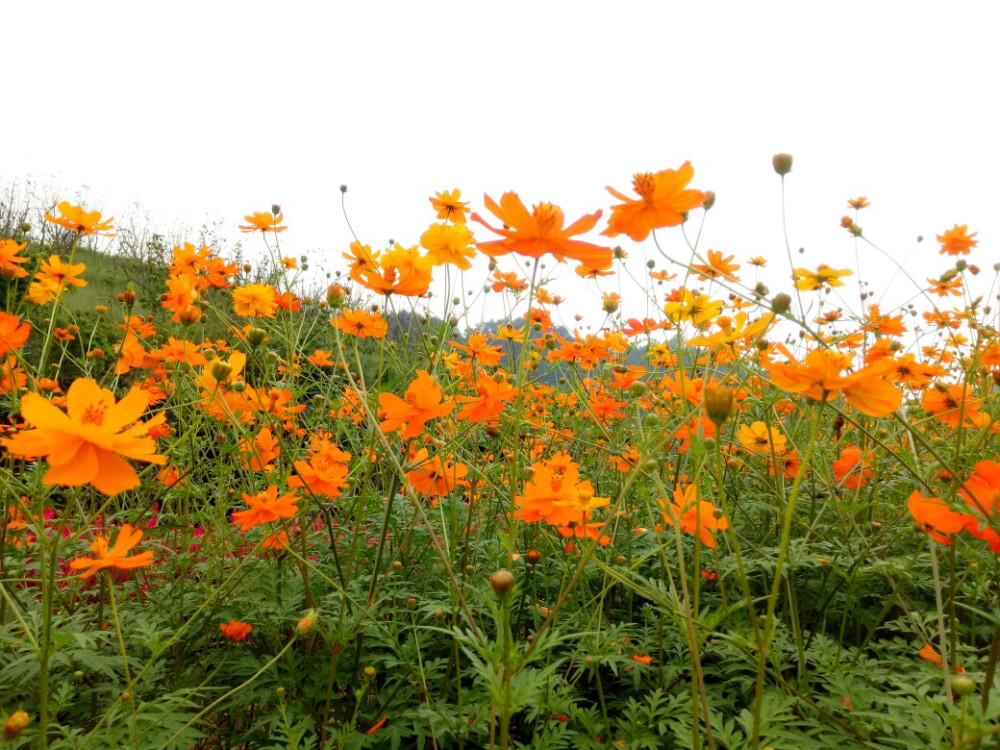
1,159,999,748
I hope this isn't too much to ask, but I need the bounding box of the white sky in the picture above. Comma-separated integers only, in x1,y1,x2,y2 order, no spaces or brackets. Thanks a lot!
5,1,998,335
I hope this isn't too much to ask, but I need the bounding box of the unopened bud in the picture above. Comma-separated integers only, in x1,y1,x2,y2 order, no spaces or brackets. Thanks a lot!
703,384,736,426
771,293,792,315
488,569,514,596
178,305,203,325
772,153,793,176
210,361,233,382
247,327,267,347
296,609,318,634
702,190,716,210
117,284,137,306
271,203,281,215
327,283,347,308
4,710,29,739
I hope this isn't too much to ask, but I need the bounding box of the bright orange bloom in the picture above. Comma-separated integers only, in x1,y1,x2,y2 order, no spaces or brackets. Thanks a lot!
0,238,30,278
472,193,613,272
420,222,476,270
832,445,873,490
957,461,1000,553
602,162,706,241
68,524,154,578
351,245,433,297
161,273,201,321
793,264,852,291
490,269,528,293
736,421,787,455
232,283,279,318
334,309,388,339
922,382,989,429
908,490,969,545
936,224,977,256
0,313,30,356
44,201,116,236
631,655,653,665
232,485,300,532
449,332,504,366
429,189,470,224
240,211,287,233
764,347,902,417
691,249,741,281
378,371,455,440
287,438,351,498
515,454,610,540
919,643,943,666
657,485,728,549
848,197,870,210
1,379,167,495
239,427,281,472
927,276,963,297
405,447,468,498
36,255,87,292
455,375,518,423
220,620,253,642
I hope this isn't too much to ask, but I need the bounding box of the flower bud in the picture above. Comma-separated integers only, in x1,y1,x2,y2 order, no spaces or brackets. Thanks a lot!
951,675,976,697
117,285,137,306
488,569,514,596
702,190,716,210
327,283,348,308
772,153,793,176
4,710,29,739
771,293,792,315
271,203,281,215
363,666,376,678
247,327,267,347
177,305,202,326
525,549,541,565
210,361,233,382
94,305,108,314
703,384,736,426
296,609,318,634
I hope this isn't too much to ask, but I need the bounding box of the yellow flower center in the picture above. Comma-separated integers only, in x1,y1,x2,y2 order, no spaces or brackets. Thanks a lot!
632,172,656,201
81,404,108,426
532,202,560,235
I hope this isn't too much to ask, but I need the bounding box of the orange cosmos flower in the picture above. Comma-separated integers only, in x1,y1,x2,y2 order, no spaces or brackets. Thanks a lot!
936,224,977,256
449,332,504,366
1,379,167,495
378,371,455,440
220,620,253,642
68,524,154,578
36,255,87,291
0,238,30,278
908,491,969,545
240,211,287,233
922,382,989,429
0,312,30,356
763,347,902,417
847,197,870,210
232,485,300,532
334,309,388,339
657,485,728,549
832,445,874,490
490,269,529,293
351,245,433,297
471,193,613,272
793,264,852,291
287,438,351,498
420,222,476,270
691,249,741,281
430,189,470,223
404,447,468,498
232,283,279,318
602,162,706,242
44,201,116,236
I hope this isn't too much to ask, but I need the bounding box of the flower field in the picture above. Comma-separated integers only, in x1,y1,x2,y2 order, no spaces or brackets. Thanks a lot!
1,159,999,748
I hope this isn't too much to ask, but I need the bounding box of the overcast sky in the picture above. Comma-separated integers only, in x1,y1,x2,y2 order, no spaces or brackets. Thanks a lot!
5,1,997,334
